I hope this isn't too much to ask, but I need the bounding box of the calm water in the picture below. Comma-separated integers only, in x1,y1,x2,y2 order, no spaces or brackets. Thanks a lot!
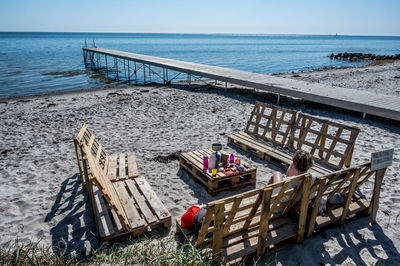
0,32,399,98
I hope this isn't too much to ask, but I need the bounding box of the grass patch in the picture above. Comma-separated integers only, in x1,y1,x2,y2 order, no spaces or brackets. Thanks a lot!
0,236,224,265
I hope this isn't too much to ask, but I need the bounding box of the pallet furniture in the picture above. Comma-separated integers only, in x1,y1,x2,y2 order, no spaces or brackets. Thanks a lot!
227,102,360,175
176,173,313,262
179,149,257,195
306,162,387,237
74,124,171,241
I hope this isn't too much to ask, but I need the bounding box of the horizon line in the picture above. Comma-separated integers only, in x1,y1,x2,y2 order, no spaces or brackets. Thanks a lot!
0,31,400,38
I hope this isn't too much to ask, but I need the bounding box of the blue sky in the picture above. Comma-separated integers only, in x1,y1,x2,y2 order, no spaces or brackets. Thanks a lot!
1,0,399,36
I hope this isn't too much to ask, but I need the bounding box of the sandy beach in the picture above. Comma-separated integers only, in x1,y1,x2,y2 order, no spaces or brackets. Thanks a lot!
0,61,399,264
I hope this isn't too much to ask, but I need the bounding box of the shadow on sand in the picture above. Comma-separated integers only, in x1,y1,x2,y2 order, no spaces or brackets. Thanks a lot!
45,173,98,258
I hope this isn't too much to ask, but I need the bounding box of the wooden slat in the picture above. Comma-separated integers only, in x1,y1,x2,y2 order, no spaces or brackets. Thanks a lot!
134,176,171,221
125,179,157,224
118,153,126,180
107,154,118,181
113,181,145,228
127,152,138,177
93,186,115,238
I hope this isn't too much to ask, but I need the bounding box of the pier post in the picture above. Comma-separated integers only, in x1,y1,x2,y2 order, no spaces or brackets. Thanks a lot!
105,55,108,76
166,69,168,83
188,74,191,86
215,79,217,86
134,62,137,79
363,112,367,119
277,93,281,105
149,65,151,81
163,68,165,84
225,82,227,92
115,57,119,80
143,63,146,84
128,60,130,82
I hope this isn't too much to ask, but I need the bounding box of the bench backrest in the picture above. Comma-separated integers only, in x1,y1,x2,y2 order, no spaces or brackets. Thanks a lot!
306,162,381,237
245,102,297,147
82,144,132,230
196,173,312,258
73,124,132,230
74,123,109,180
287,113,360,169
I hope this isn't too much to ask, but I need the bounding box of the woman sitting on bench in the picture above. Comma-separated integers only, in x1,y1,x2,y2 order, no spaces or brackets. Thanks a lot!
268,150,314,184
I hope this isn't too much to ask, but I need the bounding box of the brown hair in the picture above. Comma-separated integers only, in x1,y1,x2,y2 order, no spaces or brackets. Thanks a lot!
292,150,314,174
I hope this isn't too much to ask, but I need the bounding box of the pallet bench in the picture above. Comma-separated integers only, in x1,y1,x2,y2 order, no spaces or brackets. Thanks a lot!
177,160,388,263
74,124,171,241
179,149,257,195
177,173,313,262
228,102,360,174
306,162,386,237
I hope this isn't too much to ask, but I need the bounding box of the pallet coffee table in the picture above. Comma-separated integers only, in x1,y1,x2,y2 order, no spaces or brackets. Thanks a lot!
179,149,257,195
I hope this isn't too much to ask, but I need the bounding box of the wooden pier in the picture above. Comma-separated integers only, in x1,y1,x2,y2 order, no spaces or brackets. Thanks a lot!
83,47,400,122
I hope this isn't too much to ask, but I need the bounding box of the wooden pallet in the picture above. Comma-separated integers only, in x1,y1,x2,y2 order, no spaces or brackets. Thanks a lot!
92,176,172,242
179,149,256,195
176,173,313,262
74,123,171,242
227,102,360,174
228,132,332,176
306,162,386,237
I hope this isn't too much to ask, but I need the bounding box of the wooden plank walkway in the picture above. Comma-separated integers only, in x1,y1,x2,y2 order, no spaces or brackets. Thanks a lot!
83,47,400,122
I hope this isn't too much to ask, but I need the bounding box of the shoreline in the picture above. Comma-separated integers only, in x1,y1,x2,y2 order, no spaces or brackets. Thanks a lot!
1,59,399,101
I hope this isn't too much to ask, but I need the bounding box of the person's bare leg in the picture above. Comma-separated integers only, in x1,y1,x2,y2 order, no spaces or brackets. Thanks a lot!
268,171,284,184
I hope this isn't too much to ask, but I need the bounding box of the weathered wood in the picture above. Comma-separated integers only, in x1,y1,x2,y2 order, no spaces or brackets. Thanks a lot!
179,149,256,195
296,174,312,243
340,168,360,226
306,162,386,236
370,168,386,224
74,124,171,242
84,47,400,122
178,173,311,262
212,201,225,260
256,188,273,258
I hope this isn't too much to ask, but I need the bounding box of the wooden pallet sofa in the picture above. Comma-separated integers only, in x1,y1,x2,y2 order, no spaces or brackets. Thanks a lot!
177,173,313,262
305,161,387,237
227,102,360,175
74,124,171,242
177,160,388,263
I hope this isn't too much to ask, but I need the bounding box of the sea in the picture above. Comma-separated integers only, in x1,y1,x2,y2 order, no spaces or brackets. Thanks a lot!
0,32,399,98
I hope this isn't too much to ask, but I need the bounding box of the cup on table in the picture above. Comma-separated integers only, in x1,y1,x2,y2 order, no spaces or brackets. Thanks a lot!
212,168,218,176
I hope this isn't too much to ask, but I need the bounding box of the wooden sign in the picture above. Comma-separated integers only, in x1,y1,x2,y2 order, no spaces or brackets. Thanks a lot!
371,149,394,171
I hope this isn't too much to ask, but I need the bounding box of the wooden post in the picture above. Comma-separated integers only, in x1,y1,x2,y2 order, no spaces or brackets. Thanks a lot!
215,79,217,85
298,118,307,142
73,139,85,189
105,55,108,75
277,93,280,105
81,154,90,192
212,201,225,260
166,69,168,83
344,129,358,167
143,63,145,84
297,174,312,243
134,62,137,79
318,124,328,158
225,82,227,92
149,65,151,81
340,168,360,226
256,188,273,258
188,74,191,86
370,168,386,224
116,58,119,80
307,178,326,237
163,68,165,84
127,60,130,82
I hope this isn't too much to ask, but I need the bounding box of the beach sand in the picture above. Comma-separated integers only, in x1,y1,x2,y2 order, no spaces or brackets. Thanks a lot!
0,61,399,264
